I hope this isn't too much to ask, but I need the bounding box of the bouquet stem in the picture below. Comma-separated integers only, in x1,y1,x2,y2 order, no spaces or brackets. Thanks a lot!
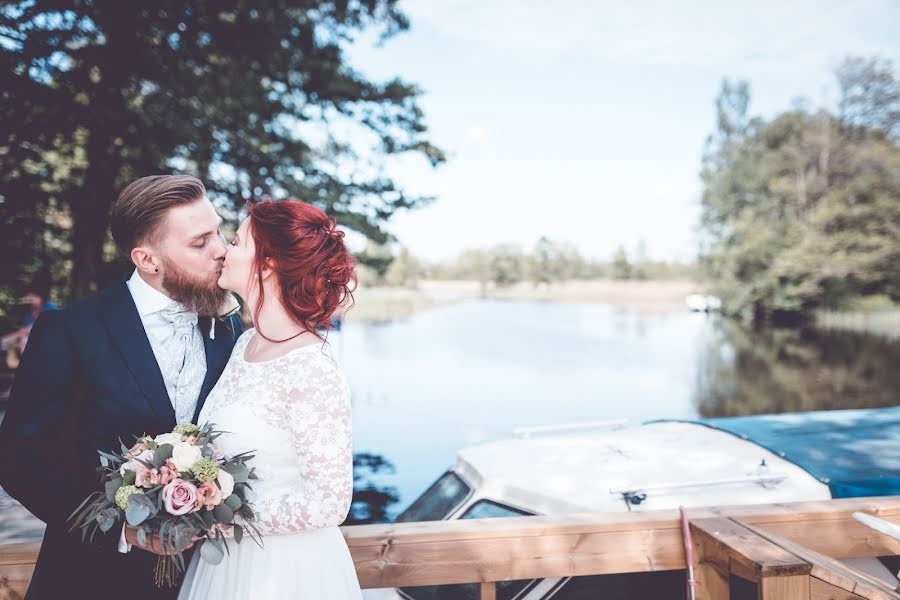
153,555,181,589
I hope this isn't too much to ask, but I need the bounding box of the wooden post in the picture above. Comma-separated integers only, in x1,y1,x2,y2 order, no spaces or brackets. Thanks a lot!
691,518,811,600
480,581,496,600
694,530,731,600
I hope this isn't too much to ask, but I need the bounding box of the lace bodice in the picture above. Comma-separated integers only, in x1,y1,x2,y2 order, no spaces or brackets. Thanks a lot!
198,329,353,536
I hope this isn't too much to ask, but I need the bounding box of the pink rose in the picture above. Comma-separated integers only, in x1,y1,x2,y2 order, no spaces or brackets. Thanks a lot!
194,481,224,511
162,479,198,515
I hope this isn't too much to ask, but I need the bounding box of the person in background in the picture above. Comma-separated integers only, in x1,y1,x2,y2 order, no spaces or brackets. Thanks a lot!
2,283,59,369
21,286,59,327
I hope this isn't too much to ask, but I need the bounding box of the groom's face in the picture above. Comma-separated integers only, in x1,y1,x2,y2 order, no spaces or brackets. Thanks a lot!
155,197,228,314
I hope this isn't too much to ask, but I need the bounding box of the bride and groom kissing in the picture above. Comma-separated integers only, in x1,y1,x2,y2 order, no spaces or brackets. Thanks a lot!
0,175,363,599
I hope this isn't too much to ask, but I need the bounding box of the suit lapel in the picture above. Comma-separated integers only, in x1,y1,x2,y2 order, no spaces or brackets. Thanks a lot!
99,281,175,425
193,317,236,423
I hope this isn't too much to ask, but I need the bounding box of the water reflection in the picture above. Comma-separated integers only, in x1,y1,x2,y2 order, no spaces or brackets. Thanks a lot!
694,319,900,418
347,453,401,525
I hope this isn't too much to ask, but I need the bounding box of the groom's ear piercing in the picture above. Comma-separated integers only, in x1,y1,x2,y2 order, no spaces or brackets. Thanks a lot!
154,268,159,273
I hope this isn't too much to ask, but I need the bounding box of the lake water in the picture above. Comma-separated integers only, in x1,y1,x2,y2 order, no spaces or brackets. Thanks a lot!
337,299,900,522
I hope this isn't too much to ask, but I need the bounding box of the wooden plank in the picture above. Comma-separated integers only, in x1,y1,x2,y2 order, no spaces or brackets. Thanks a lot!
352,526,686,588
690,518,810,583
344,498,900,547
344,510,687,545
739,522,900,600
0,542,41,566
0,541,40,598
700,498,900,560
810,577,868,600
759,574,810,600
0,561,35,598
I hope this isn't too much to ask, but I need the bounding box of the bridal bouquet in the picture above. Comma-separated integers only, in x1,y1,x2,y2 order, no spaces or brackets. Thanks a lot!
68,423,262,587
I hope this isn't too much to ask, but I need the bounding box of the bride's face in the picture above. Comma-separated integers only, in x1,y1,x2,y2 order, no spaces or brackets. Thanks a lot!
219,218,255,298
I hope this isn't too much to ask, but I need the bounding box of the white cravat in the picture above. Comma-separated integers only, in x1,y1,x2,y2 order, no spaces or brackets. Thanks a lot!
126,270,207,424
120,271,208,552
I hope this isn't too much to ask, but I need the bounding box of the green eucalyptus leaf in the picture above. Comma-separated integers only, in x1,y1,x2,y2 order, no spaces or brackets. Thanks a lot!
212,503,234,523
122,469,136,486
105,479,122,503
96,507,117,533
153,443,174,468
194,509,210,527
125,494,155,526
200,539,224,565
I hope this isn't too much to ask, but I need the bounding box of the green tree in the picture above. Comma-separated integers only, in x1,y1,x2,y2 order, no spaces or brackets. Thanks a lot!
699,58,900,323
0,1,444,300
610,245,631,280
531,236,554,286
383,246,420,288
356,240,394,283
487,244,524,287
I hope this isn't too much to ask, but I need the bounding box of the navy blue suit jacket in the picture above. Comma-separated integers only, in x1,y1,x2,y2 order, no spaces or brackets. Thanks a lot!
0,280,243,600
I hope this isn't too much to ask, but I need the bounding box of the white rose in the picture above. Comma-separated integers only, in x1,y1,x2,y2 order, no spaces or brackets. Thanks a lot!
170,441,203,472
216,469,235,499
154,432,183,447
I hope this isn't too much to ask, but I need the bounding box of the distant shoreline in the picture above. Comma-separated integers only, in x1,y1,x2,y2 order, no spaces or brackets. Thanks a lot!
345,280,900,341
344,278,700,323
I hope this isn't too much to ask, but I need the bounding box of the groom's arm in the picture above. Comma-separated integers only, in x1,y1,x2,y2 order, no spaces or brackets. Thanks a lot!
0,310,93,527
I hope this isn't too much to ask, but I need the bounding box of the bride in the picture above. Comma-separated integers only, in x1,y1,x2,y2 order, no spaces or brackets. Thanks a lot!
178,198,362,598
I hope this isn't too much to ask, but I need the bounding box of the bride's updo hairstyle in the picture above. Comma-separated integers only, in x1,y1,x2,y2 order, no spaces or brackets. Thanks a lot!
247,198,357,342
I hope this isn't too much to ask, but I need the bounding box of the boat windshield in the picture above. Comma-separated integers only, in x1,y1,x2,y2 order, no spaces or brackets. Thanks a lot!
395,471,471,523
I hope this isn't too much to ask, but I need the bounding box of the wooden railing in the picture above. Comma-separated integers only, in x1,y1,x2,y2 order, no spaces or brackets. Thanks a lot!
3,496,900,599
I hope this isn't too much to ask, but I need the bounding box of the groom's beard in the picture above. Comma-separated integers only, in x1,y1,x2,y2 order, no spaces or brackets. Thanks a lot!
161,257,228,317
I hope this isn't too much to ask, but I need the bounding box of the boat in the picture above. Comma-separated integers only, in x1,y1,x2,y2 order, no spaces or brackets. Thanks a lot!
685,294,722,312
363,407,900,599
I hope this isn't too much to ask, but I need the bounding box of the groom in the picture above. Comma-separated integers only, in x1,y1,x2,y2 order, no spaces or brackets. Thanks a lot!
0,175,243,599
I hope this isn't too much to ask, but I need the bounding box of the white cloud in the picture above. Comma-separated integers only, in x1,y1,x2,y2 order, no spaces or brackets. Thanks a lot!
403,0,898,72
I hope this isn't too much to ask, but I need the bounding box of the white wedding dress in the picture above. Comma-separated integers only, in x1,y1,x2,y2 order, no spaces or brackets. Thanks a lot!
179,329,363,599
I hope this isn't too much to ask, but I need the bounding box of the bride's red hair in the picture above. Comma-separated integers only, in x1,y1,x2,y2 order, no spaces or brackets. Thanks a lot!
248,199,357,342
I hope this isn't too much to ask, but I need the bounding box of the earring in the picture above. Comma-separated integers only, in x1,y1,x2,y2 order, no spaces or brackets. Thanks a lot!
155,268,159,273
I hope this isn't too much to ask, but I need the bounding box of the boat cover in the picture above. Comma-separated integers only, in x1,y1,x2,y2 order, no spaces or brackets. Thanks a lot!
653,406,900,498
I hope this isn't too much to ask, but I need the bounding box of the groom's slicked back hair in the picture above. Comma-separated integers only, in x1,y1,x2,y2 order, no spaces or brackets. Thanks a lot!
110,175,207,252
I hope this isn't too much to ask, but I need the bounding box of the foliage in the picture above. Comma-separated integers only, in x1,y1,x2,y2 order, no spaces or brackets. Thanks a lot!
699,56,900,323
0,0,444,305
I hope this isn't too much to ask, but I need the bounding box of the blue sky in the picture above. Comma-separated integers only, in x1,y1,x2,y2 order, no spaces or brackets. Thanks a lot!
344,0,900,263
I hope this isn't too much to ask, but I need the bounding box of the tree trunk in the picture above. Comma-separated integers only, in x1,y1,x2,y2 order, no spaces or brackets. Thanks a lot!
70,132,118,299
70,13,130,301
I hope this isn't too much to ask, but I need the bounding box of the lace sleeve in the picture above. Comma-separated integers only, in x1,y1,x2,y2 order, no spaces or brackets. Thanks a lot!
251,351,353,536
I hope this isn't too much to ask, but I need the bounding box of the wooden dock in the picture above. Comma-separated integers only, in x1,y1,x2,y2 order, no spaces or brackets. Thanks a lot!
2,496,899,599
